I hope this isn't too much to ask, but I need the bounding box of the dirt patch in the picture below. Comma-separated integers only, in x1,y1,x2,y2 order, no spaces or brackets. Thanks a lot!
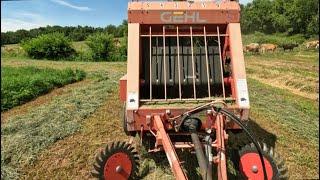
1,80,90,124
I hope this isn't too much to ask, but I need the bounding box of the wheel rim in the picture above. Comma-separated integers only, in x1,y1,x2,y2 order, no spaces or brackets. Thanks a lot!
104,152,133,180
239,152,274,180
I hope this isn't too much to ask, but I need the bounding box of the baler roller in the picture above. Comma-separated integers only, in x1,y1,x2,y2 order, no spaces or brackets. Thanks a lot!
141,25,227,101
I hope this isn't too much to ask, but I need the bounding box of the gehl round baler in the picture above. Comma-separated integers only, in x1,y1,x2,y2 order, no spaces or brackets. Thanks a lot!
92,0,288,179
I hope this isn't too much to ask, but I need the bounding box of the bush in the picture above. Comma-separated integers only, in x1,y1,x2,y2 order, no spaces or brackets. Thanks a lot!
72,51,94,62
242,32,307,46
117,37,127,60
1,66,86,111
21,33,75,60
85,32,115,61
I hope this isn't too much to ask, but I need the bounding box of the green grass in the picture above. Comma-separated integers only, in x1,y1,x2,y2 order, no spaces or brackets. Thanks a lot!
245,50,319,100
1,66,86,111
249,78,319,145
1,71,119,180
0,46,318,179
242,32,306,46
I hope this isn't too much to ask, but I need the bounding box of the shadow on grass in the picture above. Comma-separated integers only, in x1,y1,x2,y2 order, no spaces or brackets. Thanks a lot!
228,119,277,149
137,120,277,180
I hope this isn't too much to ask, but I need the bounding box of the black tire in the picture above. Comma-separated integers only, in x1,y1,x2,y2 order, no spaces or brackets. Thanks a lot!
231,142,288,180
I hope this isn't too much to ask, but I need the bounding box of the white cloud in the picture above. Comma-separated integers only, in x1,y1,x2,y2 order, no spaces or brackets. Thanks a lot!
50,0,92,11
1,12,51,32
1,18,47,32
17,12,42,19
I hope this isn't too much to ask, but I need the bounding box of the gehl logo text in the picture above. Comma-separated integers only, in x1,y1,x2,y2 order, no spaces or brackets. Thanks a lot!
160,11,207,23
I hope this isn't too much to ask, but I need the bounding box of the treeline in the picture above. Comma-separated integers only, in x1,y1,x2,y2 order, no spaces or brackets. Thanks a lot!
1,20,128,45
1,0,319,45
241,0,319,36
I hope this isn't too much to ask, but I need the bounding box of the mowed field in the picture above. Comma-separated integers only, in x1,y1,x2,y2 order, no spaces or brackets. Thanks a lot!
1,49,319,179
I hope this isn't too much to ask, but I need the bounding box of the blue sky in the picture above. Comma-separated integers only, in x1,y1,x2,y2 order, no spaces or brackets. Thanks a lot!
1,0,252,32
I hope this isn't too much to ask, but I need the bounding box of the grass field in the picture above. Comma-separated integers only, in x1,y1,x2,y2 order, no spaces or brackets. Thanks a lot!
1,66,85,111
1,49,319,179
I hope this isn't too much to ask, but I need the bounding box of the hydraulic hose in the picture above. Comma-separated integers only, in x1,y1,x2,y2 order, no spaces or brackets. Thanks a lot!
191,133,212,180
218,108,268,180
204,134,213,180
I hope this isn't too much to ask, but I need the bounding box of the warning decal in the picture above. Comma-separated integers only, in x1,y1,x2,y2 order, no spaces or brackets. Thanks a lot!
127,91,139,110
236,79,250,108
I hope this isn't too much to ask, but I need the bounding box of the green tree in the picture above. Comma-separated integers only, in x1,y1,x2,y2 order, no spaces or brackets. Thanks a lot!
21,33,75,60
85,32,115,61
241,0,319,36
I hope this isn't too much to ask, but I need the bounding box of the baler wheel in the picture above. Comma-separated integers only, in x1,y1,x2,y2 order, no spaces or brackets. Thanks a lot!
237,143,288,180
91,141,140,180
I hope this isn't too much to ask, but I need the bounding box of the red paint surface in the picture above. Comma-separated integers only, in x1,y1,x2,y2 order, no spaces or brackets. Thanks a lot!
104,152,133,180
240,153,274,180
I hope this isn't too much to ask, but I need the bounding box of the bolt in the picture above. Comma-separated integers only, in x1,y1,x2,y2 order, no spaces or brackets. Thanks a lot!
165,109,171,115
116,165,123,173
251,165,258,173
206,128,212,134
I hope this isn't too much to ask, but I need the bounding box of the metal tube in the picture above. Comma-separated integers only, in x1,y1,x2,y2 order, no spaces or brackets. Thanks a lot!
190,26,197,99
140,34,229,37
154,116,188,179
216,114,227,180
217,26,226,99
205,134,213,180
177,26,182,100
149,26,152,100
191,133,212,180
163,26,167,100
204,26,211,99
139,97,234,102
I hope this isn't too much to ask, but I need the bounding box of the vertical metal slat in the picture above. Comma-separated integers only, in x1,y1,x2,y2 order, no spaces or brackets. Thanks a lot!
203,26,211,99
176,26,182,100
190,26,197,99
163,26,167,100
149,26,152,100
217,26,226,99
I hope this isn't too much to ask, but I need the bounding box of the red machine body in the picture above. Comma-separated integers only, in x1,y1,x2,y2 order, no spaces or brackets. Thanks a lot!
92,1,288,180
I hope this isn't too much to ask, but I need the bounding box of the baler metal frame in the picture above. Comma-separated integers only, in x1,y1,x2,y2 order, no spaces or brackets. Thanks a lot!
92,1,288,180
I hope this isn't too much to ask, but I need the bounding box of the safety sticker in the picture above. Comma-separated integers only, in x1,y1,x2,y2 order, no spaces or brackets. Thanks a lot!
237,79,250,108
127,91,139,110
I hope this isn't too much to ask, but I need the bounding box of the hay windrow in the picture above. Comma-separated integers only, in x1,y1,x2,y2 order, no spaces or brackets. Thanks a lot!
1,72,117,179
1,66,86,111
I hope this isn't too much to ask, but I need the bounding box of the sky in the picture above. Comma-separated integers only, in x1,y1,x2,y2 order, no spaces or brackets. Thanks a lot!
1,0,252,32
